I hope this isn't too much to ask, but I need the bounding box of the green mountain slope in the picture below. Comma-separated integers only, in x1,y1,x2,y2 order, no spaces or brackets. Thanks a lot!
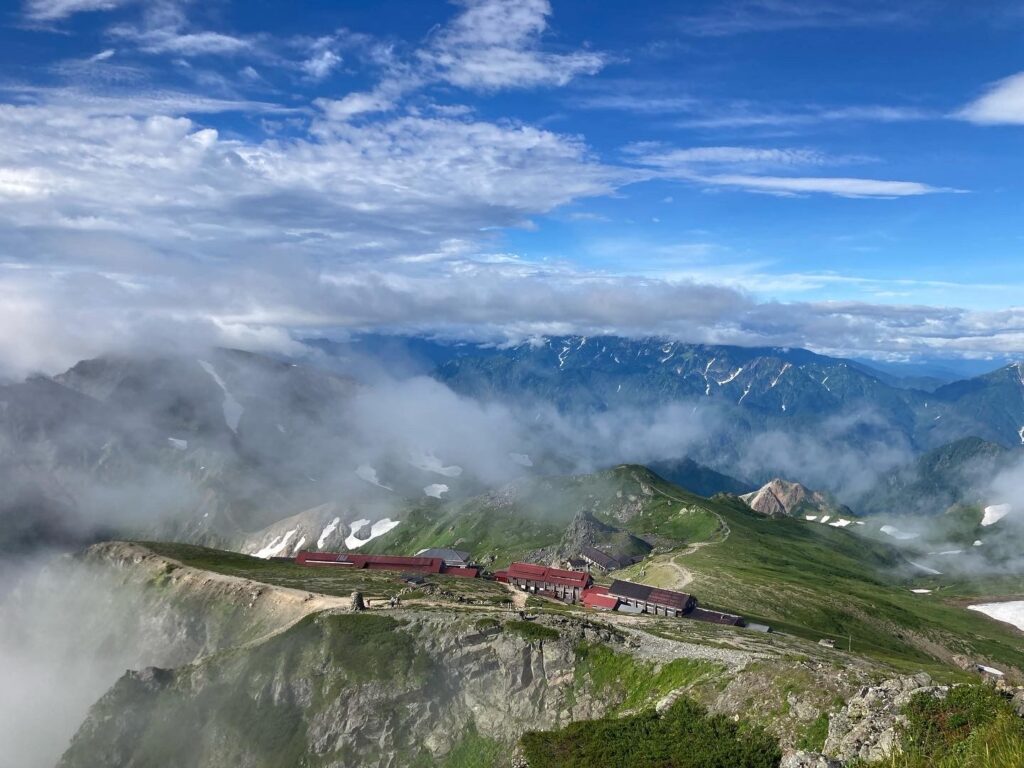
362,465,726,567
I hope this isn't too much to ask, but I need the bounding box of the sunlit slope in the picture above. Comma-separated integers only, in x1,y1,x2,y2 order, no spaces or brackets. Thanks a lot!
621,494,1024,672
364,465,725,567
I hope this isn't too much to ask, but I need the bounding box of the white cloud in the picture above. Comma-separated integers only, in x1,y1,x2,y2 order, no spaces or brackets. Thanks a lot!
88,49,117,63
24,0,133,21
958,71,1024,125
315,90,394,121
301,37,343,79
421,0,606,89
703,174,952,198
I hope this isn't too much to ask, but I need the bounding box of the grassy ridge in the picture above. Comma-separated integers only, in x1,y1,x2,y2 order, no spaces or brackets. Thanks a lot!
625,496,1024,673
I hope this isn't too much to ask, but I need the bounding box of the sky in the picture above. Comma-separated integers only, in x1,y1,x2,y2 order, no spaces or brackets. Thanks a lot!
1,0,1024,375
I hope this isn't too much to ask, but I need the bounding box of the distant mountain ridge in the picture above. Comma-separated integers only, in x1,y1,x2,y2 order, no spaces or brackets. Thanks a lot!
325,334,1023,451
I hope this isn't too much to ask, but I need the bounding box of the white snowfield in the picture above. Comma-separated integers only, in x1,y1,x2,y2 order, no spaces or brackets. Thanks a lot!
198,360,244,433
968,601,1024,633
982,504,1011,526
167,437,188,450
909,561,942,575
317,517,341,549
880,524,918,540
911,589,933,594
255,529,297,559
424,483,449,499
345,518,401,549
979,665,1005,677
973,540,984,547
829,518,852,527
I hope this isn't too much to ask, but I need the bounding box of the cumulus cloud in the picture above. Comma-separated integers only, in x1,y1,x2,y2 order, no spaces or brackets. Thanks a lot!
23,0,133,21
421,0,606,89
957,71,1024,125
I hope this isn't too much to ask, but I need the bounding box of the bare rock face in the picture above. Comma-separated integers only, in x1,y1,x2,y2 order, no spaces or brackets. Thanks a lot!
823,674,944,763
742,483,789,518
780,751,843,768
741,478,847,519
350,591,365,612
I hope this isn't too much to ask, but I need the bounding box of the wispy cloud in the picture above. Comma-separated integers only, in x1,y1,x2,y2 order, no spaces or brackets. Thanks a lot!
957,71,1024,125
624,142,948,198
677,0,912,37
23,0,134,22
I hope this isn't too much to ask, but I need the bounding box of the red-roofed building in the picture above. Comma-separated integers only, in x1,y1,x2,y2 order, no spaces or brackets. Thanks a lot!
582,586,619,611
507,562,592,602
295,551,482,578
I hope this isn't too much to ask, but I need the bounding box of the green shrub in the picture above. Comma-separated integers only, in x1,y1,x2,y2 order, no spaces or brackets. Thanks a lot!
504,620,559,642
520,696,781,768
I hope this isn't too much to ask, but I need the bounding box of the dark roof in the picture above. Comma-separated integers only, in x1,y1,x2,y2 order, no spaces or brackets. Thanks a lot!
689,607,743,626
581,546,622,570
415,548,472,565
609,579,693,611
508,562,591,588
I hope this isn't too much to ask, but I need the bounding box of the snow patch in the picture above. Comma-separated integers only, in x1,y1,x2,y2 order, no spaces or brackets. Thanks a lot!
317,517,341,549
198,360,244,433
979,665,1005,677
910,589,933,594
717,367,743,385
345,518,401,549
167,437,188,451
804,515,818,521
292,536,306,554
424,483,449,499
770,363,791,388
880,525,918,540
829,518,852,528
968,601,1024,632
973,540,983,547
819,515,831,524
982,504,1011,526
909,561,942,575
255,529,297,559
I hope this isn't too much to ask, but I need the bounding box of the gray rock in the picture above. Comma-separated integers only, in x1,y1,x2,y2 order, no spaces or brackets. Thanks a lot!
823,674,945,763
780,750,844,768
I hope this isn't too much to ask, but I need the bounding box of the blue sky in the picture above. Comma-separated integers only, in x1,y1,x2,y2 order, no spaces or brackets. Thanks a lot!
1,0,1023,373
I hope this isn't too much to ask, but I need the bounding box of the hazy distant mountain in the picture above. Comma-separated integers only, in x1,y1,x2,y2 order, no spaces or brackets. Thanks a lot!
859,437,1015,517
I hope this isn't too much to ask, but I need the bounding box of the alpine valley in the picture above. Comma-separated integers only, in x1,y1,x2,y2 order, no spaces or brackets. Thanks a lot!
5,336,1024,768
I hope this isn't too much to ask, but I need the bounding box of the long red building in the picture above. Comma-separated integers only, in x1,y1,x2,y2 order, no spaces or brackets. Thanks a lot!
295,551,479,578
506,562,592,602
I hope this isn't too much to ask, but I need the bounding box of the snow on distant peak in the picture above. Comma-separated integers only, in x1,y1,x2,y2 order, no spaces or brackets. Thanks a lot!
167,437,188,451
345,518,401,549
355,464,393,491
982,504,1011,526
409,452,463,477
717,367,743,385
198,360,244,433
424,483,449,499
509,452,533,467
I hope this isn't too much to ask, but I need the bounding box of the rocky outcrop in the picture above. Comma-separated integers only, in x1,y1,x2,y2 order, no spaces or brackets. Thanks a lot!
781,751,843,768
742,479,850,519
823,674,944,763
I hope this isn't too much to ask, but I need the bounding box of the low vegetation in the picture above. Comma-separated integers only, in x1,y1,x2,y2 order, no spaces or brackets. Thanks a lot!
519,696,782,768
504,620,559,642
574,641,720,712
859,685,1024,768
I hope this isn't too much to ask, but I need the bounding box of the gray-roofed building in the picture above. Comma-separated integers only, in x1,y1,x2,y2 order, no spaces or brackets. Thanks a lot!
580,546,624,572
414,548,473,567
608,579,697,617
